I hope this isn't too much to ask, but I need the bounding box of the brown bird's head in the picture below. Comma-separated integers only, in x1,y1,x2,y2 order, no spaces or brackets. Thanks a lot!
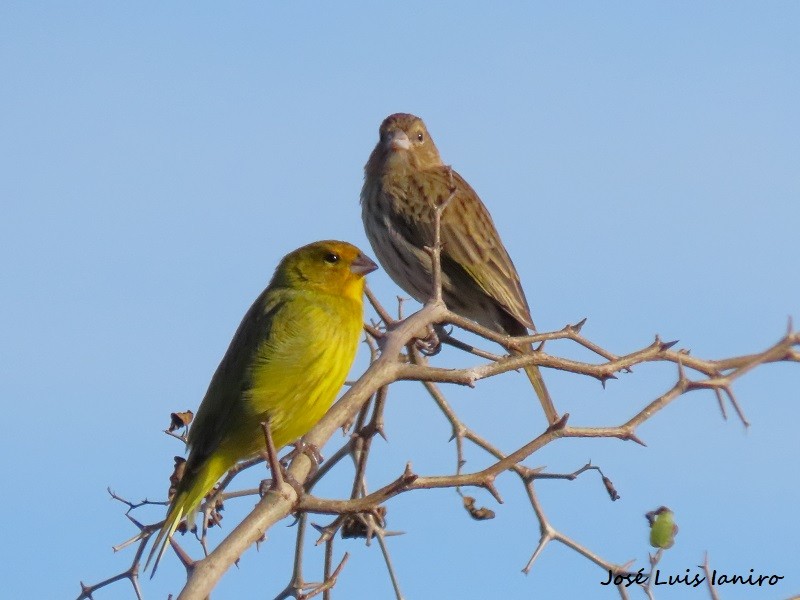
366,113,443,173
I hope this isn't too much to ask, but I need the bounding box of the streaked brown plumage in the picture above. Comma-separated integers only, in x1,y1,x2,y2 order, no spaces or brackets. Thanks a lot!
361,113,558,424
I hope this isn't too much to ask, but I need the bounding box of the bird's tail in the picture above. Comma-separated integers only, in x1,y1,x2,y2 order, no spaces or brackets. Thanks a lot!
513,345,559,425
145,452,230,576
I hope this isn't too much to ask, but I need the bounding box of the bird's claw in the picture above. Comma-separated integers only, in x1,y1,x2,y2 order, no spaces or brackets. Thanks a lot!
415,324,443,356
281,440,324,473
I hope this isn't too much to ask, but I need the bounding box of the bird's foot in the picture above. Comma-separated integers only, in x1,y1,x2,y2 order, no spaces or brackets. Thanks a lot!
281,440,324,472
414,323,445,356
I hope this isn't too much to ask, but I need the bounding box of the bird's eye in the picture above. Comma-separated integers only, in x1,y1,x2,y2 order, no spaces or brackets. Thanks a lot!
324,253,340,264
416,132,424,142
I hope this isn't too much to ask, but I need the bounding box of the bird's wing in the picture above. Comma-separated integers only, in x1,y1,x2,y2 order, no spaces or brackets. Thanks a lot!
184,290,287,471
419,168,535,330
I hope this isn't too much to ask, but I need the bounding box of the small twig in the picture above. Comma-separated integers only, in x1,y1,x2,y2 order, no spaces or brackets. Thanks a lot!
644,548,664,597
322,538,334,600
376,529,405,600
701,552,721,600
261,419,286,490
365,284,394,326
424,166,456,304
302,552,349,600
77,519,154,600
108,487,168,513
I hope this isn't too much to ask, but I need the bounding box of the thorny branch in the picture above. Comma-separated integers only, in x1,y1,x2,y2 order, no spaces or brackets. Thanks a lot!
77,196,800,599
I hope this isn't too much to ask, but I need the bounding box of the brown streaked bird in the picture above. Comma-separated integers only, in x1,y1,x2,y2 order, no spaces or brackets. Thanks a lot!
361,112,558,425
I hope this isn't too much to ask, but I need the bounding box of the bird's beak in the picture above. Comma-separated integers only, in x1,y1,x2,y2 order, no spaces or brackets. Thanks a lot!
350,253,379,276
387,129,411,151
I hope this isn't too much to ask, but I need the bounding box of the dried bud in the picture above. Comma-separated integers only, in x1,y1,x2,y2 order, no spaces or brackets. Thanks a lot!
207,506,224,529
168,456,187,501
169,410,194,432
462,496,495,521
341,506,387,539
602,476,620,501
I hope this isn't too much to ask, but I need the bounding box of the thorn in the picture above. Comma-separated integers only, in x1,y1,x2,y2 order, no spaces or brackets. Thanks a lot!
448,425,465,443
627,431,647,447
381,529,406,537
573,317,588,331
125,513,145,529
787,315,794,334
546,413,569,432
714,388,728,420
600,373,618,388
660,339,679,350
724,387,751,428
618,560,636,572
482,476,504,504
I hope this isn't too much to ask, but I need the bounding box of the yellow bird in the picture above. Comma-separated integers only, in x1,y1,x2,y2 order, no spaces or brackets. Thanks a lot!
146,240,377,574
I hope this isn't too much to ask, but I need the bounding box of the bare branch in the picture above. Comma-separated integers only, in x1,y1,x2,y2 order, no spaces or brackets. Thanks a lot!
81,292,800,599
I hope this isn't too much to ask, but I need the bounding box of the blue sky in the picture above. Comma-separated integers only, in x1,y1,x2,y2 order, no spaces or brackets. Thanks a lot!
2,3,798,599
